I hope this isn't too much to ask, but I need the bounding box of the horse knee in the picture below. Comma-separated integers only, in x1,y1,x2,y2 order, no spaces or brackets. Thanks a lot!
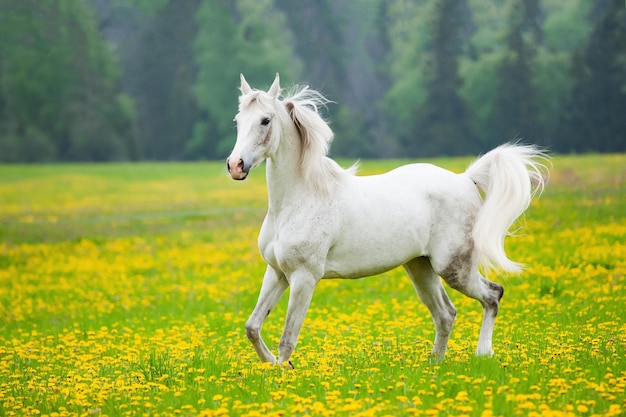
432,298,456,336
439,306,456,333
245,322,260,343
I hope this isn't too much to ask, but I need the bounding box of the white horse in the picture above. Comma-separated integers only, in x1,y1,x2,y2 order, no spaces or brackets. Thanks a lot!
227,73,548,366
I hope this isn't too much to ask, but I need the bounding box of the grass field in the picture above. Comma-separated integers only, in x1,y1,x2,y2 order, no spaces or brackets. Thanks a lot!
0,154,624,416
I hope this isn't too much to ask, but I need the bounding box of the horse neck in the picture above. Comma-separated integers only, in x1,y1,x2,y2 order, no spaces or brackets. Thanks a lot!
266,121,306,207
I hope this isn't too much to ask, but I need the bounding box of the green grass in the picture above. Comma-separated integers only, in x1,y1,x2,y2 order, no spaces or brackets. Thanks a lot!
0,154,624,416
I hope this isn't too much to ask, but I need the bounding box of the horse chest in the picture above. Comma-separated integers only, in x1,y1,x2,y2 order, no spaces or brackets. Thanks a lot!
258,209,334,274
258,216,278,268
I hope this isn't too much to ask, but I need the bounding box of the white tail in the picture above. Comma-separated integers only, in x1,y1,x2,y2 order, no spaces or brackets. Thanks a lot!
465,143,549,273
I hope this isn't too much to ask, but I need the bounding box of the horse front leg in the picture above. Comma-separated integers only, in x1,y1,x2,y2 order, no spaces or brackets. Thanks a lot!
246,266,288,363
277,269,317,366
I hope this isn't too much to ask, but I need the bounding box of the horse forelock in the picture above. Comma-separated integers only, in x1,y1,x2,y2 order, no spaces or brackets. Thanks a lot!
238,91,255,109
239,91,270,112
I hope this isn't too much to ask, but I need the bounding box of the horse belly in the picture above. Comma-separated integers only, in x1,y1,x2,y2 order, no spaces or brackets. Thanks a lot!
322,172,439,279
323,219,429,279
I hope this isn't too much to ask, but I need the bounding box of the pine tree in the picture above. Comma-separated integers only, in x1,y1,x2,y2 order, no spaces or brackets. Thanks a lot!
412,0,475,157
190,0,299,158
559,0,626,153
123,0,201,160
488,0,544,145
0,0,138,161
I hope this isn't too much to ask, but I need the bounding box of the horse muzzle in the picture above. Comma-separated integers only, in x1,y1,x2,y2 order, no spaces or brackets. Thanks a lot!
226,157,249,180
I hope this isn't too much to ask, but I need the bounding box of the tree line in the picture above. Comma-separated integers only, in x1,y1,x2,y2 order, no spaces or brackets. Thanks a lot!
0,0,624,162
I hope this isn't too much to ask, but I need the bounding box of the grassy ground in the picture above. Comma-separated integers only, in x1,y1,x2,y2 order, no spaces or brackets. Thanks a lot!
0,154,624,416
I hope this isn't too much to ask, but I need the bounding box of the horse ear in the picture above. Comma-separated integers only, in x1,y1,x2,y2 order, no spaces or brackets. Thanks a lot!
240,74,252,95
268,73,281,99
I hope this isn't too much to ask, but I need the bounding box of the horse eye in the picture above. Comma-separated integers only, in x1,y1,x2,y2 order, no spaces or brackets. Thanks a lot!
261,117,271,126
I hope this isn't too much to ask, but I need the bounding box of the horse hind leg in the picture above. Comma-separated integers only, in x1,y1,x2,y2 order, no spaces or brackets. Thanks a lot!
436,252,503,356
475,277,504,356
403,257,457,358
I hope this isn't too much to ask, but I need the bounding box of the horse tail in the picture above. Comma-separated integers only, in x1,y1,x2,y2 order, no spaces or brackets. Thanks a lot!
464,143,549,273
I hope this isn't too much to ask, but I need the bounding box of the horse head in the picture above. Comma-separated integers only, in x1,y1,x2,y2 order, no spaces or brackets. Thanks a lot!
227,73,282,180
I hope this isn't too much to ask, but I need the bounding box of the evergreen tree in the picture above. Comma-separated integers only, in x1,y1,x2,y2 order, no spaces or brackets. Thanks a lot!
123,0,201,160
358,0,394,157
488,0,544,146
385,0,434,153
2,0,618,161
559,0,626,153
274,0,346,104
411,0,475,156
0,0,137,162
190,0,299,158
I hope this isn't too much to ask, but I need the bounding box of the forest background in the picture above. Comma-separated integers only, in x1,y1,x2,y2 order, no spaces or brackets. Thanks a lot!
0,0,625,163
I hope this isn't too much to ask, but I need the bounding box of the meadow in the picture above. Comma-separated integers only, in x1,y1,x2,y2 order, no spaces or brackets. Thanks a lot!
0,154,624,417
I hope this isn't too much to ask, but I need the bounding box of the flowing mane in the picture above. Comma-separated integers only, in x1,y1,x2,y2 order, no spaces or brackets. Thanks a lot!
282,86,357,196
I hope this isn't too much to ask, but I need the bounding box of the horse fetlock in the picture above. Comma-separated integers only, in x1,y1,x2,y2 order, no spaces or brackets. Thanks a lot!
278,339,296,355
278,339,297,365
476,347,495,357
431,347,448,361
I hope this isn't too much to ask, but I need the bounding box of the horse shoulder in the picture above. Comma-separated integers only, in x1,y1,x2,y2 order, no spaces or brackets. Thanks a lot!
263,199,338,278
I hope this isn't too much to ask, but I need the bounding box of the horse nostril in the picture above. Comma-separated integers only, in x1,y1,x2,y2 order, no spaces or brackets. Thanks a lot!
237,158,244,170
226,158,231,173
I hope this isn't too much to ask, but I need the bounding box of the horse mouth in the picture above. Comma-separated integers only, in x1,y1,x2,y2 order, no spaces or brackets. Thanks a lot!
228,170,248,180
226,157,250,180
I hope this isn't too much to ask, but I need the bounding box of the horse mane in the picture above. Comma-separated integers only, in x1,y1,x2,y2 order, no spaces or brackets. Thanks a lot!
282,86,357,196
